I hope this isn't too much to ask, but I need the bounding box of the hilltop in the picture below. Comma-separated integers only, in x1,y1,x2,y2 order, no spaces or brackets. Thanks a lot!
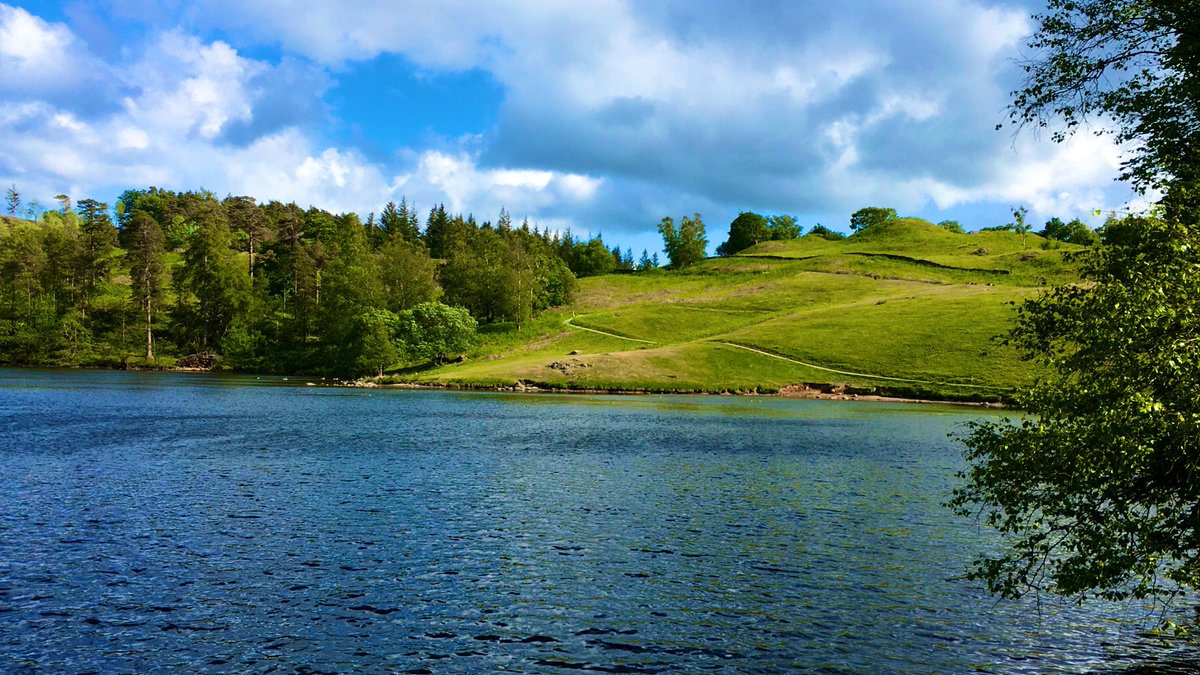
390,218,1083,402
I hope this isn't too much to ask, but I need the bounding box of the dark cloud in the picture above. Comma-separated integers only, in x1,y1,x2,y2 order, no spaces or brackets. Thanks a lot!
480,0,1053,218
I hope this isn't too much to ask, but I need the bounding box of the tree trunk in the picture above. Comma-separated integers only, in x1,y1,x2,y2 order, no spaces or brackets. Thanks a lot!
145,297,154,361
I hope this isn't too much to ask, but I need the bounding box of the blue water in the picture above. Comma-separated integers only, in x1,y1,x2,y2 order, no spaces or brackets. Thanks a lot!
0,368,1194,673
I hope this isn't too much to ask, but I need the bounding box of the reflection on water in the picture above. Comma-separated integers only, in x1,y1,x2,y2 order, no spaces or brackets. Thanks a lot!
0,368,1195,673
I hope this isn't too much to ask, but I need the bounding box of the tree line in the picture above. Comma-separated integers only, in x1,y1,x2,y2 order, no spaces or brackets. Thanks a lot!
0,188,646,375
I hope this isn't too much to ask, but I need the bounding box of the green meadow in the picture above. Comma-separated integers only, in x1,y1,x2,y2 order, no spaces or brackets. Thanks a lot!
394,218,1080,401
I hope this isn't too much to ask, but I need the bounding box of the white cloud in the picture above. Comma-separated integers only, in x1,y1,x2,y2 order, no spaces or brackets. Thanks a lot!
0,5,77,82
396,150,602,219
124,32,263,141
0,0,1143,241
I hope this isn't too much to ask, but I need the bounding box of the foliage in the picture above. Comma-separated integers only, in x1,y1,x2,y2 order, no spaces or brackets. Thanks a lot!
533,255,576,310
0,186,598,374
424,204,458,259
569,237,618,277
1009,206,1031,249
378,237,440,311
938,220,965,234
1042,216,1100,246
440,227,528,323
850,206,896,232
223,195,271,277
806,224,846,241
380,198,421,245
658,213,708,268
717,213,801,254
124,209,166,360
767,214,802,241
959,2,1200,628
1006,0,1200,190
398,301,477,364
717,211,771,256
170,199,250,353
952,204,1200,621
74,198,118,318
346,308,401,376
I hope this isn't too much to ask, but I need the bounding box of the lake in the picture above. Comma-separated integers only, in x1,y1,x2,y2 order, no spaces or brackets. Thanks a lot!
0,368,1194,673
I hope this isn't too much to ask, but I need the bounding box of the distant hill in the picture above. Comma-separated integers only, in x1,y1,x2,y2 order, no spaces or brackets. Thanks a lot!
392,218,1083,401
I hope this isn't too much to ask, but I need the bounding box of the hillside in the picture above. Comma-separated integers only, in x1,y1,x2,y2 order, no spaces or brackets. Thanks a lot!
391,219,1083,401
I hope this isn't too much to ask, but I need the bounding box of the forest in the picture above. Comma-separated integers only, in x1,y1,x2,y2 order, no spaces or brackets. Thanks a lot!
0,188,657,376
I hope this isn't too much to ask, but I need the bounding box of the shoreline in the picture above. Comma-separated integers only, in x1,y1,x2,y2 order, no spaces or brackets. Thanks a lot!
368,378,1009,408
0,363,1009,408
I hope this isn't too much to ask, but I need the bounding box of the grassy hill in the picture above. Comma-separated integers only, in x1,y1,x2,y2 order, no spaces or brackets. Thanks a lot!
389,218,1082,402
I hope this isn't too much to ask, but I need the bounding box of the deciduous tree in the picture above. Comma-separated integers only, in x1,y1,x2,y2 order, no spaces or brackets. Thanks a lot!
849,207,896,232
953,198,1200,626
397,301,477,364
658,213,707,268
959,0,1200,630
716,211,770,256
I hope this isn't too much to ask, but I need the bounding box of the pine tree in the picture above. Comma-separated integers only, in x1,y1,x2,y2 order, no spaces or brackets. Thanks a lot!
74,198,117,318
125,210,166,360
5,184,20,216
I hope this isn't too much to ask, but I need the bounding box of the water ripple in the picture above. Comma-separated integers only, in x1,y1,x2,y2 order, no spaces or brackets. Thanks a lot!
0,369,1196,673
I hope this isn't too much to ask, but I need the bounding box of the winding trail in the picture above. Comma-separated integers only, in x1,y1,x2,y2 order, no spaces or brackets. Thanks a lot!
561,316,1000,391
563,317,657,344
716,341,933,384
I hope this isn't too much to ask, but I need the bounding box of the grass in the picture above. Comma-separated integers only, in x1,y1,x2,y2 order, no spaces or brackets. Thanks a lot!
399,218,1076,401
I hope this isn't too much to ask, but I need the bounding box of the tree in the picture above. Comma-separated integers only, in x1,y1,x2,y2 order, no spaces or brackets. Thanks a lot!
768,214,802,240
570,237,617,277
938,220,965,234
346,309,401,377
1042,217,1100,246
849,206,896,232
381,200,421,244
532,255,576,310
658,213,707,268
397,301,477,364
716,211,770,256
171,200,250,353
952,199,1200,626
423,204,453,258
807,224,846,241
377,237,440,312
74,198,117,319
4,185,18,216
224,195,270,277
125,210,166,360
1006,0,1200,191
959,2,1200,630
1010,206,1031,249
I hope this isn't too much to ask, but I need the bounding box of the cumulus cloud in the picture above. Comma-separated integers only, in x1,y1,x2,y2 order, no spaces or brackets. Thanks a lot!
192,0,1137,222
0,0,1143,241
0,5,84,84
394,150,602,223
0,4,119,112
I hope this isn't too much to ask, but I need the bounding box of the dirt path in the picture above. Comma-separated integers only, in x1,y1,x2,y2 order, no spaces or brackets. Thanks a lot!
715,341,1001,390
563,317,657,344
564,316,999,392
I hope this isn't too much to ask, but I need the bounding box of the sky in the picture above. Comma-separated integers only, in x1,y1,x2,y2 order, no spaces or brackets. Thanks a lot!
0,0,1144,256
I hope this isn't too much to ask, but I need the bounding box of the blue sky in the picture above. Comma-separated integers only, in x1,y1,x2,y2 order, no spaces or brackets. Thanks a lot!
1,1,1143,256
